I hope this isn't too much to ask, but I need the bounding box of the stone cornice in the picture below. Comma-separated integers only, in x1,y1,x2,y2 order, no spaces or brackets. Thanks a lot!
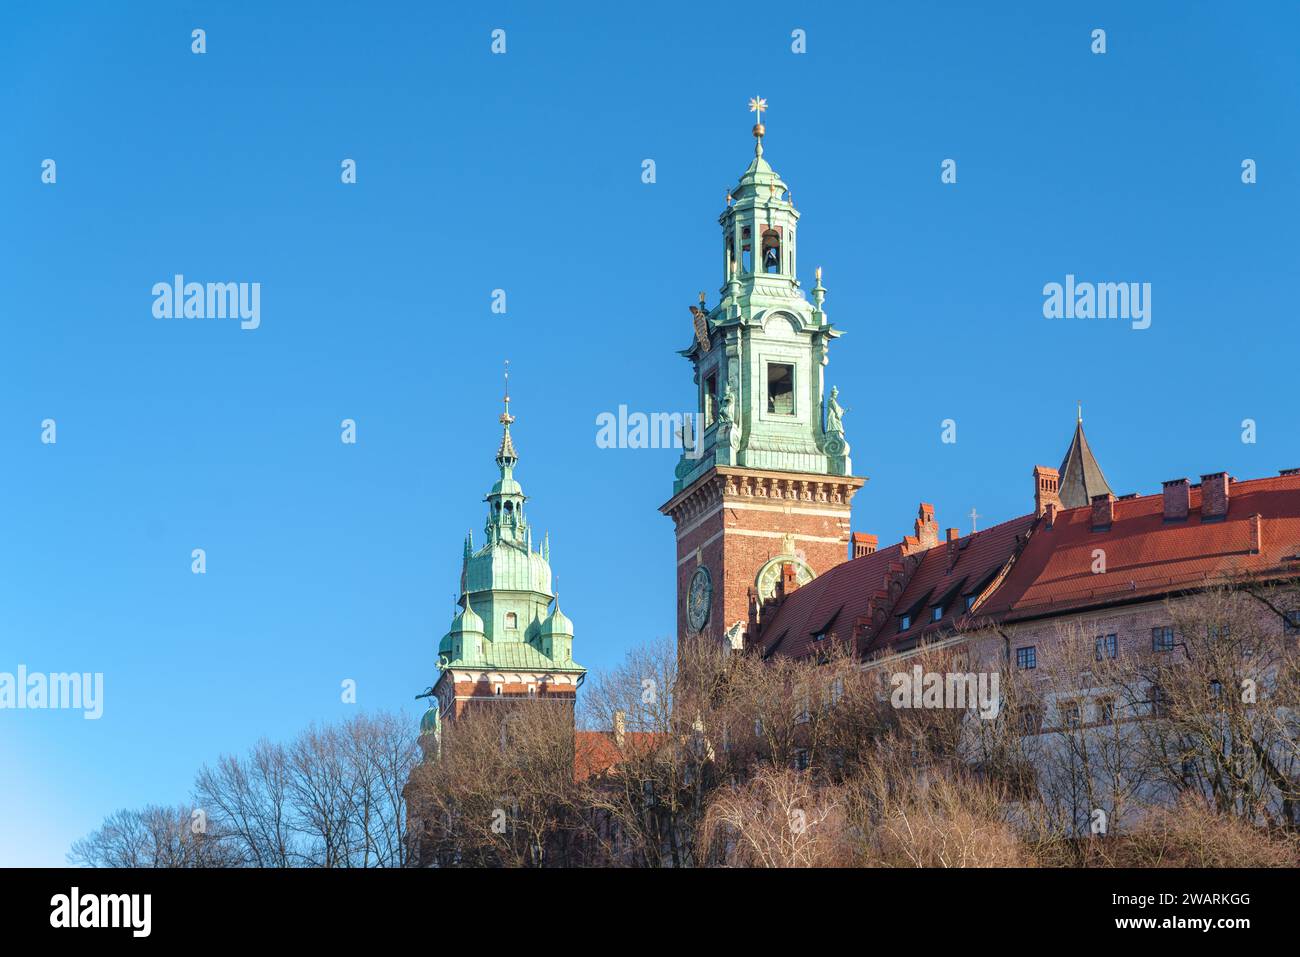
661,466,865,525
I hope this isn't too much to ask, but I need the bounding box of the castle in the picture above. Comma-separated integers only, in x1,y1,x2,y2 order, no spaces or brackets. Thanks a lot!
420,101,1300,745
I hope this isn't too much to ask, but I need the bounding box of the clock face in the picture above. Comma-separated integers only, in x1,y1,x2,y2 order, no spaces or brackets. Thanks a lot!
687,566,713,631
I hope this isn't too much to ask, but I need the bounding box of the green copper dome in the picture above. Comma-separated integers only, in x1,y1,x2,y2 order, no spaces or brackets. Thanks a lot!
450,602,485,635
540,603,574,637
465,543,552,595
732,146,789,201
419,704,440,736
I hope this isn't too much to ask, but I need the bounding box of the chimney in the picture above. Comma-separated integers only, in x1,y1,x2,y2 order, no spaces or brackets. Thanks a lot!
1250,513,1263,554
851,532,878,559
946,528,960,568
1162,478,1190,522
613,710,626,748
780,561,799,595
1034,465,1061,518
1090,493,1115,531
914,503,939,548
1201,472,1230,521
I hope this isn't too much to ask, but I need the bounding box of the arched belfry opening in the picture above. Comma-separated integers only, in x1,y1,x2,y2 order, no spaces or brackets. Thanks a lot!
762,228,782,274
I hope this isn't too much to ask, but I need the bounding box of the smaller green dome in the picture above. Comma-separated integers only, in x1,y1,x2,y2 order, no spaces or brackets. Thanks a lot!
541,604,574,637
420,705,440,736
451,602,485,635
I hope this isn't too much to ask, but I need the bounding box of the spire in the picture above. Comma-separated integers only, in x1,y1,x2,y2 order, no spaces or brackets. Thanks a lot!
497,360,517,470
1057,413,1113,508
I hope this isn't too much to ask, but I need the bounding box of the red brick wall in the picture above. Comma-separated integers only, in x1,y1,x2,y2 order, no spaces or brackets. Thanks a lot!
665,467,863,644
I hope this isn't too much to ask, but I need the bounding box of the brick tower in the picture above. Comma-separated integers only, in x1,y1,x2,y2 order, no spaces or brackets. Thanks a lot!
660,99,864,649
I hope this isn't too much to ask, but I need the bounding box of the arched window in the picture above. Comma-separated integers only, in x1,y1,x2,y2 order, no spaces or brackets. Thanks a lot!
762,229,781,274
741,227,753,273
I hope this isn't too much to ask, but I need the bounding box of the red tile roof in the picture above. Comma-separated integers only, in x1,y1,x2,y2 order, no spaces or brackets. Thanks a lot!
752,471,1300,658
753,540,905,660
863,513,1035,654
982,473,1300,622
574,730,664,782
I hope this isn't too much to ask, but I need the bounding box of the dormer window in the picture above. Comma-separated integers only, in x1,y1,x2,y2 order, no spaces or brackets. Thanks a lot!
899,614,911,632
965,594,977,611
931,606,944,623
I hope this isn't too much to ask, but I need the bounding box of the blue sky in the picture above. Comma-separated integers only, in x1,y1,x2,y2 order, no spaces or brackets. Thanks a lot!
1,1,1297,865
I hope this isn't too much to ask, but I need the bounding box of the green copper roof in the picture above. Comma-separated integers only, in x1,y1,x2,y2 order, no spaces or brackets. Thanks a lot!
540,603,574,637
450,602,485,634
434,377,585,679
420,705,440,735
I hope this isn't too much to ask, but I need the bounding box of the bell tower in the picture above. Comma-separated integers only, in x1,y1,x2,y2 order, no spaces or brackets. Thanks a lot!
660,99,865,649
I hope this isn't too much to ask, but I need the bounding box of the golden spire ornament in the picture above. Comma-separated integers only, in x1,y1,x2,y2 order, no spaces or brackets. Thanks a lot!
748,96,768,140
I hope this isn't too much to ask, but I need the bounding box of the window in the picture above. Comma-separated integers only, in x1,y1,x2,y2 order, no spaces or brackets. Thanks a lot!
931,605,944,623
813,630,826,642
794,748,810,771
1095,634,1117,660
527,683,537,698
965,594,977,612
1285,610,1300,635
703,371,718,426
1208,623,1231,641
741,227,752,273
829,676,844,707
1016,646,1037,670
795,690,810,724
1097,697,1115,723
1152,626,1175,653
1060,700,1082,729
1149,682,1170,717
505,612,518,630
494,683,503,696
1209,679,1223,698
767,363,795,415
899,614,911,632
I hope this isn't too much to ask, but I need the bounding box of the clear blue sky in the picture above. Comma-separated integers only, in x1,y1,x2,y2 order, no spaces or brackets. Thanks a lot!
1,1,1296,865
